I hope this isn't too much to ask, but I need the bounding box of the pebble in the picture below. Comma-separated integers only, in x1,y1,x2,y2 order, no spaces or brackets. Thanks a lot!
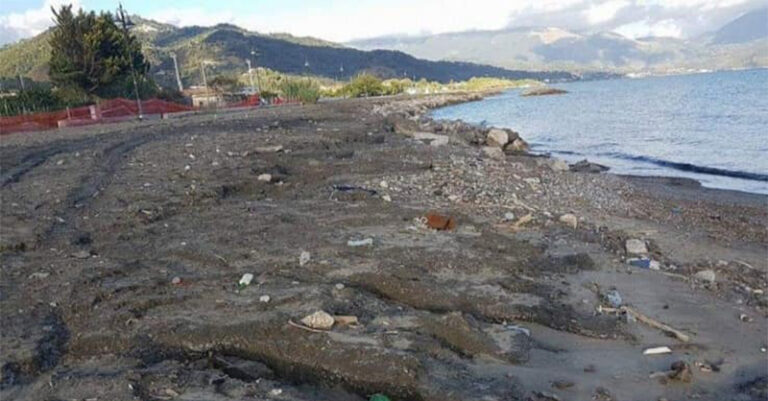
379,180,389,189
605,290,622,308
558,213,578,229
549,159,569,172
239,273,254,286
259,295,270,303
382,195,392,202
171,276,182,285
625,238,648,255
347,238,373,247
335,283,345,290
694,269,716,283
258,173,272,182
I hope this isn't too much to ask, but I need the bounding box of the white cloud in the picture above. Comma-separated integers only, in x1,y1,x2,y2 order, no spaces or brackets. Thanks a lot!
1,0,765,45
0,0,79,45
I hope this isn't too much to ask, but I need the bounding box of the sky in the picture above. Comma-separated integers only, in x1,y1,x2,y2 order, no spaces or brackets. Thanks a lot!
0,0,764,46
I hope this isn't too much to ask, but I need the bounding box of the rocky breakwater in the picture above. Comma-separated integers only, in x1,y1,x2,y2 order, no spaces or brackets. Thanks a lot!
373,94,530,157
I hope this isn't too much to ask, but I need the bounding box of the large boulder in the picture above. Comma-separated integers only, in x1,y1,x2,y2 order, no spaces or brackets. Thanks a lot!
486,129,509,148
504,138,529,153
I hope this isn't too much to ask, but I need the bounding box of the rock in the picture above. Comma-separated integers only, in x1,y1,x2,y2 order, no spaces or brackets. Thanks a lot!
481,146,504,159
259,295,270,303
570,159,609,173
694,269,716,283
379,180,389,189
413,132,449,147
28,272,50,280
257,173,272,182
503,212,515,222
551,380,575,390
523,177,540,186
299,251,311,266
505,138,529,153
549,159,569,172
559,213,578,229
300,310,335,330
486,128,509,148
381,195,392,202
171,276,182,285
625,239,648,255
335,283,345,290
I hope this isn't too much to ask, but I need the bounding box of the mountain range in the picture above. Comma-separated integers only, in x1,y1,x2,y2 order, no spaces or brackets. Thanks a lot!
0,16,577,89
348,8,768,74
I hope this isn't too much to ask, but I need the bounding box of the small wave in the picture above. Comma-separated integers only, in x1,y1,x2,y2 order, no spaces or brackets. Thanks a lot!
604,153,768,182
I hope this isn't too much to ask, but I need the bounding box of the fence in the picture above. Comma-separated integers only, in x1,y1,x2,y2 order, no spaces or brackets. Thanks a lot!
0,95,265,136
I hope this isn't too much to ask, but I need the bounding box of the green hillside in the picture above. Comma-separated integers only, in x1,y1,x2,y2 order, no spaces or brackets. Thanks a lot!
0,16,576,90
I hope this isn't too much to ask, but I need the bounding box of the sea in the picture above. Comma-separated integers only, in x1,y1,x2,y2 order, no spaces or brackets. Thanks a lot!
432,69,768,194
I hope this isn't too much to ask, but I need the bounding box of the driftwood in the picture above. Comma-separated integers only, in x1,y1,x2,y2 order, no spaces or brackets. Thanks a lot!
600,306,691,342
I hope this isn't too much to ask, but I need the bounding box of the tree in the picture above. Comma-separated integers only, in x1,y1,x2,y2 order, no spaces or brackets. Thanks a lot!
48,5,151,98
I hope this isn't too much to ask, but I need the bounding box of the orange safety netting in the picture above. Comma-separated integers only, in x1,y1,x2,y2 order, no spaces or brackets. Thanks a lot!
0,97,195,136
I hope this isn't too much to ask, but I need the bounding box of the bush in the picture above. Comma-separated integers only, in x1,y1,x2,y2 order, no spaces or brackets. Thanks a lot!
279,78,320,104
343,74,384,97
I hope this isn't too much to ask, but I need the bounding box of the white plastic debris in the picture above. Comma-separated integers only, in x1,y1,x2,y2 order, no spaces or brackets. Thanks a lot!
299,251,311,266
347,238,373,247
258,173,272,182
643,346,672,355
239,273,254,286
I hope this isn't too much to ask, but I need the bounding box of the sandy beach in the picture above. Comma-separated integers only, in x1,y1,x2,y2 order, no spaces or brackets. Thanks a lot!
1,94,766,401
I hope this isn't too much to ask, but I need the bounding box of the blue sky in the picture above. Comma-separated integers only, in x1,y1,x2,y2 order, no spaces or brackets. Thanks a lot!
1,0,764,45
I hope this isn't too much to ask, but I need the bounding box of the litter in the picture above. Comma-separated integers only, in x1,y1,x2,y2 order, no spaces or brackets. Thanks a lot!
347,238,374,247
643,346,672,355
425,213,456,230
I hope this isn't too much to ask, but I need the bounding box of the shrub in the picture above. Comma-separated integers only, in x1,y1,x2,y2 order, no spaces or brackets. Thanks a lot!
343,74,384,97
279,78,320,104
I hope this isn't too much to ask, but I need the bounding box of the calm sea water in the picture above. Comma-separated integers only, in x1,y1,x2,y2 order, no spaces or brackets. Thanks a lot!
432,69,768,194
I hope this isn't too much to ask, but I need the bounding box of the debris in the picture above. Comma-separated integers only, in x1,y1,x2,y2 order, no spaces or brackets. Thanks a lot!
666,361,693,382
551,380,575,390
331,184,377,196
628,257,660,270
482,146,504,159
602,305,690,342
694,269,716,283
369,394,391,401
486,128,509,148
300,310,335,330
643,346,672,355
335,283,345,290
510,213,533,230
171,276,182,285
333,315,359,326
269,388,283,396
506,324,531,337
347,238,374,247
559,213,578,229
379,180,389,189
28,272,50,279
259,295,271,303
382,194,392,202
299,251,311,266
570,159,609,173
604,290,622,308
239,273,254,287
739,313,752,322
254,145,283,153
425,213,456,231
503,212,515,221
257,173,273,182
625,239,648,255
71,250,91,259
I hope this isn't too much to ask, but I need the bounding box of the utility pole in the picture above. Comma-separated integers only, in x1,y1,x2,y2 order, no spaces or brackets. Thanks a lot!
170,52,183,92
246,59,255,93
200,62,208,92
250,50,262,93
116,3,143,120
18,74,25,91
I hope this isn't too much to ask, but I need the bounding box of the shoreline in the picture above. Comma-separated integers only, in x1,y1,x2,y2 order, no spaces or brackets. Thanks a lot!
1,93,766,400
